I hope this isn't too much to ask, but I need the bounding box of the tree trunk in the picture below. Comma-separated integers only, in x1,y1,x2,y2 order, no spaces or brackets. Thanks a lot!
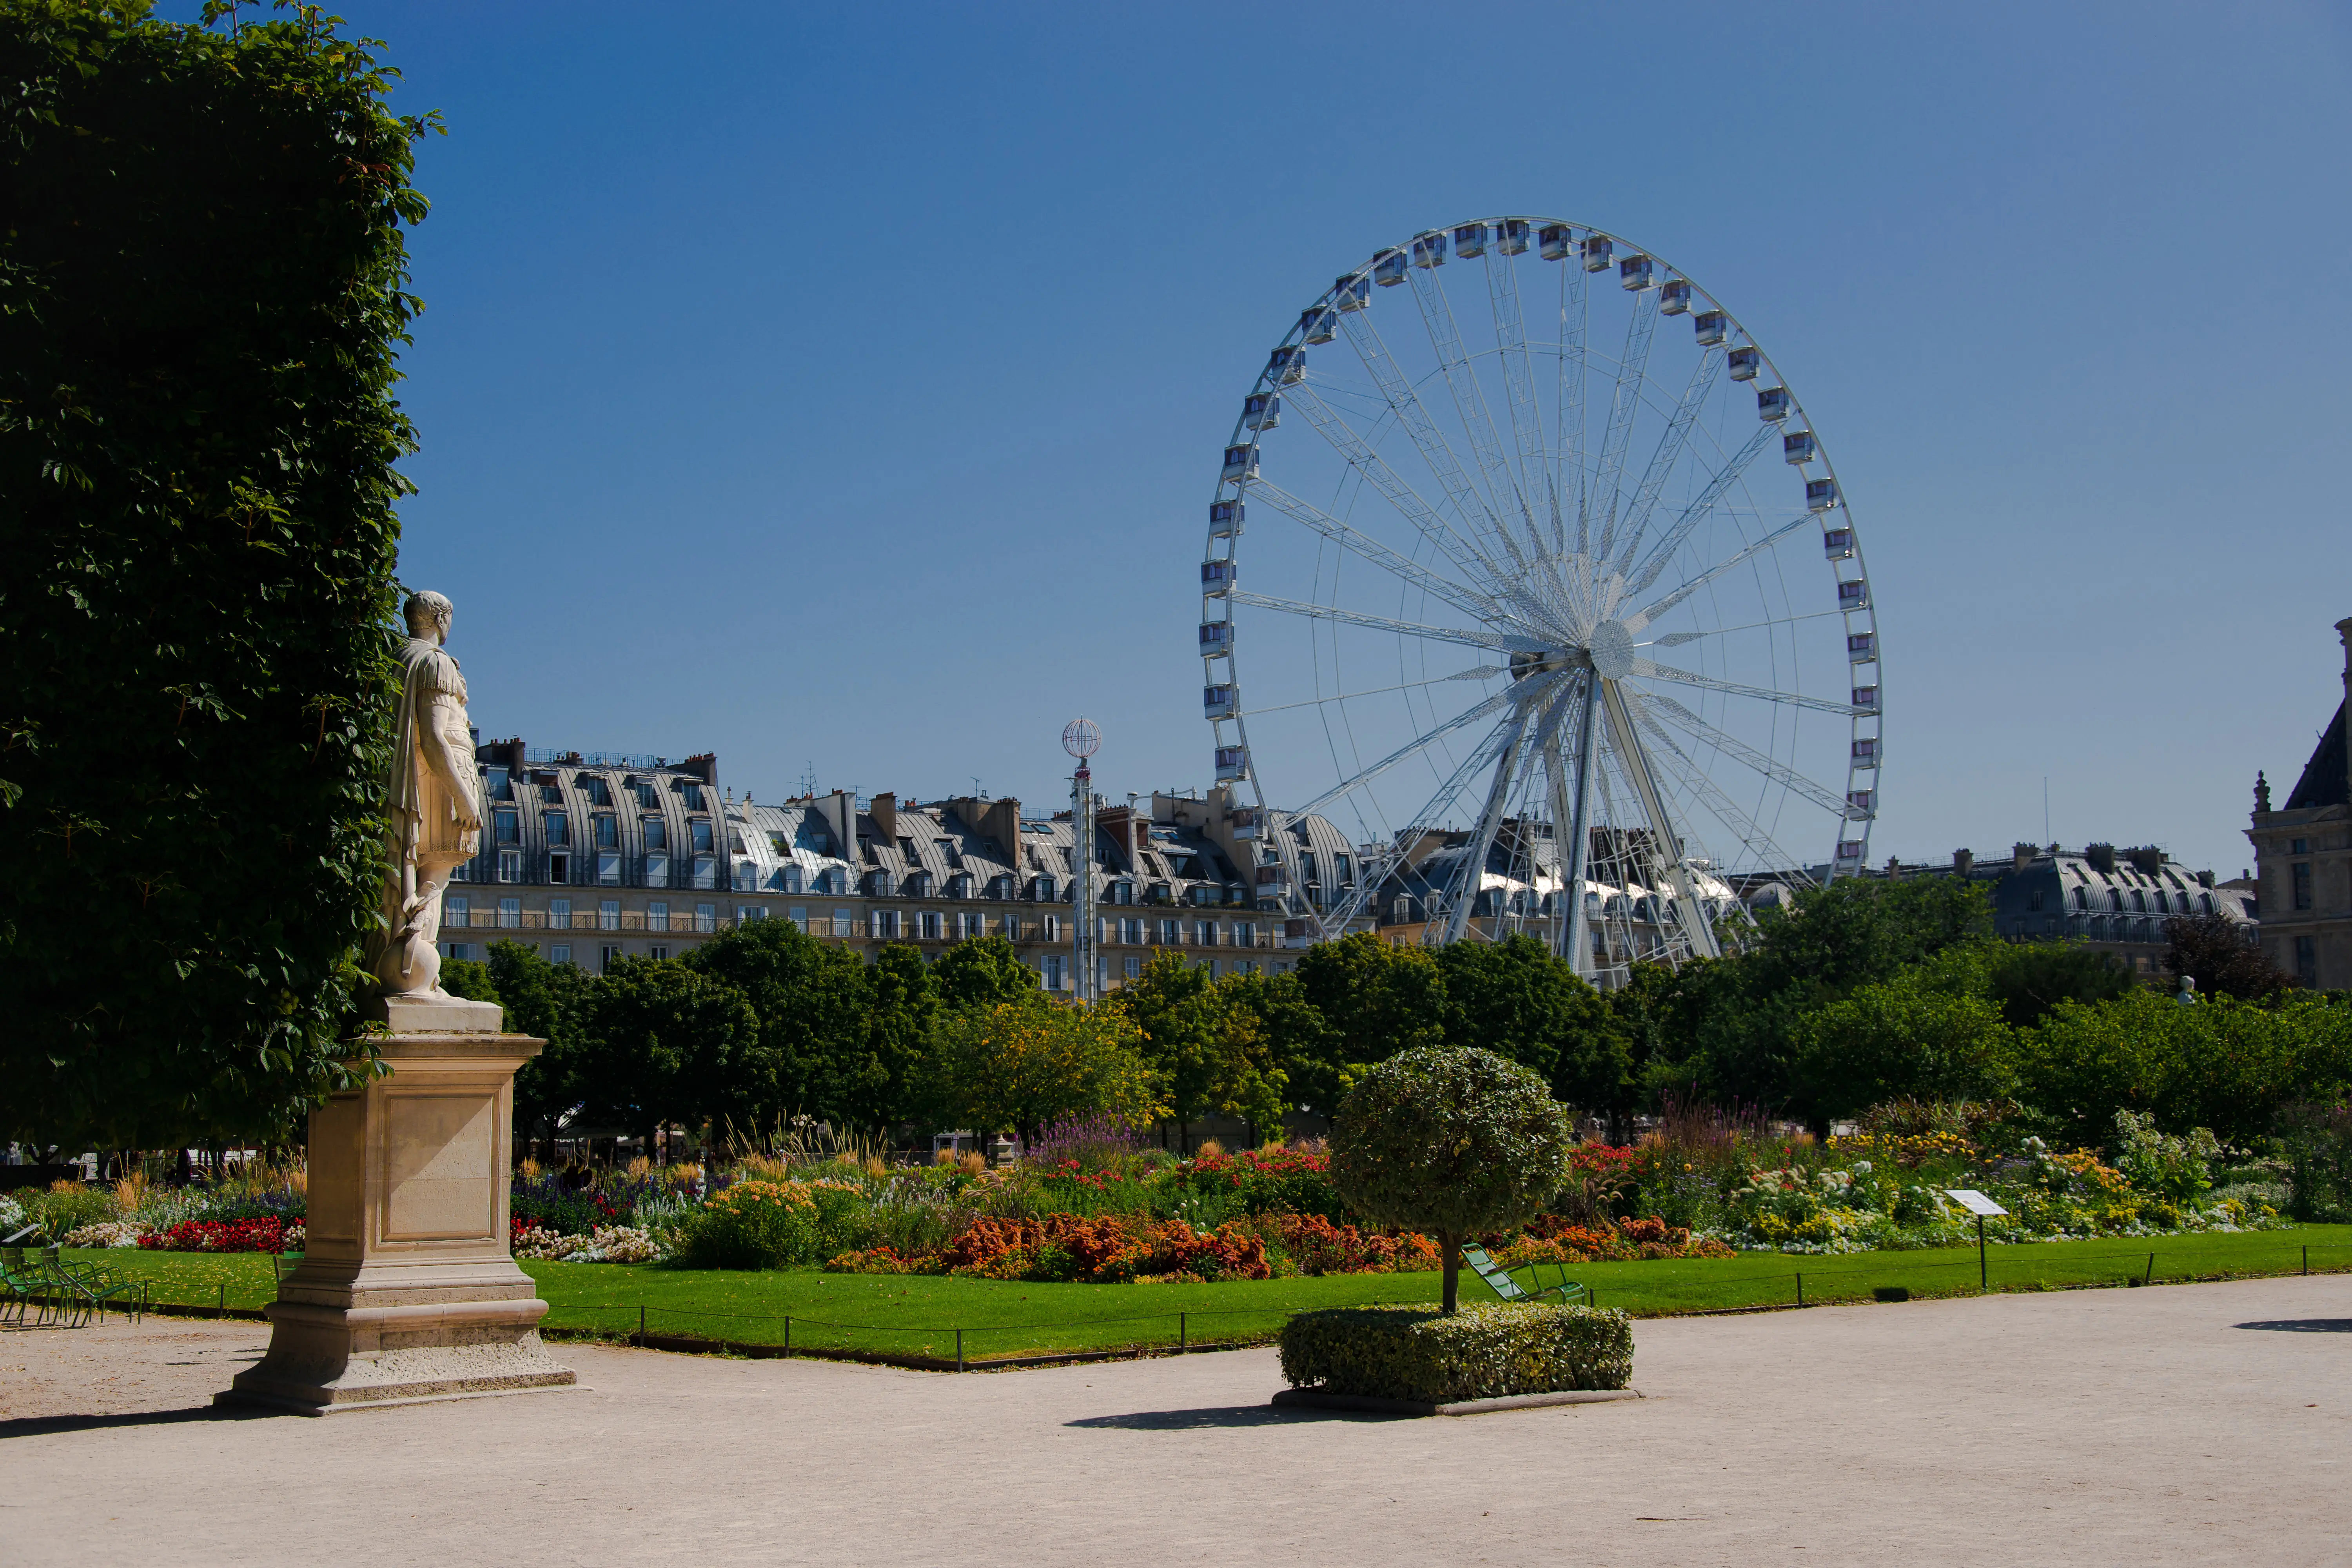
1440,1230,1461,1314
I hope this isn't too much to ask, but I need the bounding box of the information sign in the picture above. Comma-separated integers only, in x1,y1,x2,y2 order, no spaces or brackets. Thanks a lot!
1943,1189,2009,1218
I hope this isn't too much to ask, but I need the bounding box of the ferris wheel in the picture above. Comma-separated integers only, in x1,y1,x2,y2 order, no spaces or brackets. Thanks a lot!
1198,217,1880,979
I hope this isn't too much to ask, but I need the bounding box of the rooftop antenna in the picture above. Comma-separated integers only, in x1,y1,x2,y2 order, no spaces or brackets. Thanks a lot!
2043,777,2050,845
971,775,985,800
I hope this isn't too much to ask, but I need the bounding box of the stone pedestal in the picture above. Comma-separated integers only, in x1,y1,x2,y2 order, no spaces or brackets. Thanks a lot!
220,996,576,1416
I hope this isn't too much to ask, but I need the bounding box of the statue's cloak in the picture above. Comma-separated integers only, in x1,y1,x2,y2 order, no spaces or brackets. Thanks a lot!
383,635,472,871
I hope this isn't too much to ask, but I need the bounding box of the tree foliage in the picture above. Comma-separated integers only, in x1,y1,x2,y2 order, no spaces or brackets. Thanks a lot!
929,992,1166,1141
2163,912,2294,1001
1327,1045,1573,1312
577,957,759,1147
0,2,434,1148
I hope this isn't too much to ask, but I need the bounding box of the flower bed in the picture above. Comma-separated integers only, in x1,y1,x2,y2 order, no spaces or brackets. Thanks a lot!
138,1216,301,1253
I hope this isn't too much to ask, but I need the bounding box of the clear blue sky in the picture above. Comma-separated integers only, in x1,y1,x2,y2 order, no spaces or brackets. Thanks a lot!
210,2,2352,878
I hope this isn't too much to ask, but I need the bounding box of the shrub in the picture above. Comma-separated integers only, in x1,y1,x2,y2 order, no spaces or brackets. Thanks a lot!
1328,1046,1574,1311
1275,1214,1441,1276
25,1183,116,1239
674,1179,818,1269
1278,1303,1633,1402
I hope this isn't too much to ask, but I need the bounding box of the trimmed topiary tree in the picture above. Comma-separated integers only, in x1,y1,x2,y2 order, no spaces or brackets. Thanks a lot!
1328,1045,1575,1313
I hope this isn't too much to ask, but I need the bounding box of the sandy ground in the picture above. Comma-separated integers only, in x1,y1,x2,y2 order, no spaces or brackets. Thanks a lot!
2,1275,2347,1566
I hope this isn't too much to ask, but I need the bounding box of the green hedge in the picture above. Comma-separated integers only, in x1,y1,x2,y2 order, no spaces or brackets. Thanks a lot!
1278,1302,1633,1402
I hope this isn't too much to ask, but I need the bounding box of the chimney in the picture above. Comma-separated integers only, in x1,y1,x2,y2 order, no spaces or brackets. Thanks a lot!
2011,842,2036,874
679,752,719,790
871,791,898,842
1952,848,1974,878
2085,843,2117,875
2125,845,2161,877
2196,869,2215,889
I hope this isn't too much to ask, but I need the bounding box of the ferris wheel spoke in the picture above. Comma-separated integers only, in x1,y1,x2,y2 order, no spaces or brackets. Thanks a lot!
1224,590,1526,655
1557,258,1589,555
1442,712,1537,943
1288,682,1528,819
1245,479,1503,624
1236,666,1506,719
1591,287,1662,564
1483,249,1549,519
1632,658,1859,717
1610,346,1724,579
1409,264,1541,564
1624,423,1778,597
1630,706,1819,880
1280,381,1513,591
1338,310,1526,573
1595,677,1721,960
1640,691,1851,817
1626,515,1813,631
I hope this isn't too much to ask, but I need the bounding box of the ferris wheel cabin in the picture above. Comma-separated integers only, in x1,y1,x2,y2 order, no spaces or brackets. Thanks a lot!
1452,221,1488,258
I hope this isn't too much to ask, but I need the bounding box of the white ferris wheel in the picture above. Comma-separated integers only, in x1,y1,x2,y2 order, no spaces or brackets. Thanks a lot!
1199,216,1881,981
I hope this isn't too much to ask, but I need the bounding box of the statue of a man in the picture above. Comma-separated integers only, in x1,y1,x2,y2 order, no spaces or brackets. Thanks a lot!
367,590,485,998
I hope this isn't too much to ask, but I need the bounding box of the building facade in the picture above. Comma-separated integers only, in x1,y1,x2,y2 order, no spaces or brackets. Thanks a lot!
436,742,1368,989
2247,618,2352,990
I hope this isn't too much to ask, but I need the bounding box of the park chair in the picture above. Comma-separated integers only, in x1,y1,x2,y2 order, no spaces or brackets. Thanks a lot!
0,1244,54,1327
270,1249,306,1287
1461,1245,1588,1307
40,1245,147,1326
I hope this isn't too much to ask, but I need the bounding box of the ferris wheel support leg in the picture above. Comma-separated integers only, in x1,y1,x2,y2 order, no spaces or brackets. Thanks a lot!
1443,719,1529,946
1596,678,1721,962
1559,676,1602,979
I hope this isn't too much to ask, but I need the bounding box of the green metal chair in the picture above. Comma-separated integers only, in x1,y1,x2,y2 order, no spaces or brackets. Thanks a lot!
0,1244,53,1327
40,1245,148,1326
1461,1245,1588,1307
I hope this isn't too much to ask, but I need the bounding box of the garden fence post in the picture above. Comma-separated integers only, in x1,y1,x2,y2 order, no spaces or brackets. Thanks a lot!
1795,1273,1802,1308
1978,1214,1988,1293
218,1283,226,1320
639,1304,646,1346
784,1316,790,1356
2144,1253,2154,1286
2304,1245,2310,1276
1179,1312,1187,1353
956,1328,964,1373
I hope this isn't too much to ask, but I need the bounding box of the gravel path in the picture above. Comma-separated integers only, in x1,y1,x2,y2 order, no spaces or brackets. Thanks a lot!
3,1274,2345,1565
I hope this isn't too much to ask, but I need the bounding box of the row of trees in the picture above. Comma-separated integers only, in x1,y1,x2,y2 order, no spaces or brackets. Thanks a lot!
451,877,2350,1155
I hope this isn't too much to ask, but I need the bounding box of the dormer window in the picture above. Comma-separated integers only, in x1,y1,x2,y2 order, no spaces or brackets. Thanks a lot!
690,820,713,854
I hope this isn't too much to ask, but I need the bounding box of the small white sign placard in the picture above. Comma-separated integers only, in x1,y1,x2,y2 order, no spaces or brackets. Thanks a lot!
1943,1188,2008,1218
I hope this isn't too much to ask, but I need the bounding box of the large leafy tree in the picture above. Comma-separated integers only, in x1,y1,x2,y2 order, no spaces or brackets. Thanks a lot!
1327,1045,1573,1313
1292,931,1446,1102
575,957,759,1149
1434,934,1628,1116
681,917,872,1134
930,993,1166,1143
933,935,1039,1009
485,940,594,1148
1115,951,1288,1147
0,2,433,1148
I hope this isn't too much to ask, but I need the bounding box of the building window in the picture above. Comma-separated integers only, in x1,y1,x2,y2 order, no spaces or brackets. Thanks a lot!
592,815,618,849
691,820,714,854
2296,935,2318,987
549,852,569,885
499,897,521,929
2293,863,2314,911
871,909,902,939
441,942,471,961
1044,915,1061,942
1002,916,1023,941
2291,838,2309,855
832,908,852,936
739,906,768,924
1124,956,1142,980
497,850,521,884
696,903,717,933
551,945,572,965
1160,919,1182,946
1235,921,1257,947
644,853,669,886
1197,920,1218,946
485,766,514,802
649,900,669,932
495,810,520,845
443,895,470,929
920,910,942,941
692,855,716,889
789,906,809,932
597,851,622,886
644,818,667,851
1043,954,1066,991
635,782,660,809
1035,875,1058,903
544,812,569,846
550,897,572,929
648,946,669,962
599,900,620,931
782,864,804,895
599,945,621,973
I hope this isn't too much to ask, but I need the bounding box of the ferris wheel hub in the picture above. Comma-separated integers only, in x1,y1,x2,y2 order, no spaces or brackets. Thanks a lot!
1587,619,1637,682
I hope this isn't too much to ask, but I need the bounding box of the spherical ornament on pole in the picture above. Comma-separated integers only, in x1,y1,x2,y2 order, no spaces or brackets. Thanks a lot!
1062,717,1102,760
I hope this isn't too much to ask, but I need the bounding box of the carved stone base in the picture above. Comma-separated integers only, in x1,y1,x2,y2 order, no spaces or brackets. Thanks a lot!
220,1010,575,1416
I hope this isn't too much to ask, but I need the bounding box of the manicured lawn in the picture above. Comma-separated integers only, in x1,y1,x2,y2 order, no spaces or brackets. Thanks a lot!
69,1225,2352,1361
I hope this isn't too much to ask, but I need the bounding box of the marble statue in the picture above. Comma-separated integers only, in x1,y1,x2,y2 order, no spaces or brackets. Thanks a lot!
367,590,485,999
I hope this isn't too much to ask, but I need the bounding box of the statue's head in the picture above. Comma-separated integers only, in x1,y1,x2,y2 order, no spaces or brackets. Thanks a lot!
404,590,455,643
